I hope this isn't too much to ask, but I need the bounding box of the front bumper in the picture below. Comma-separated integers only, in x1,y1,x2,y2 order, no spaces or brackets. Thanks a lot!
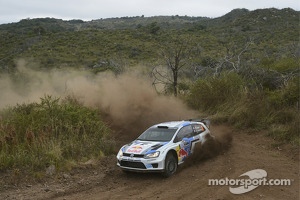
116,155,165,172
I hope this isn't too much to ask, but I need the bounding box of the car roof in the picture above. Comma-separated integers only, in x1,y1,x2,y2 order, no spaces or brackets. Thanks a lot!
151,121,196,129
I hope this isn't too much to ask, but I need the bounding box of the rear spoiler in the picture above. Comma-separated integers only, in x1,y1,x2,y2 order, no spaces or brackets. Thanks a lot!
185,118,210,128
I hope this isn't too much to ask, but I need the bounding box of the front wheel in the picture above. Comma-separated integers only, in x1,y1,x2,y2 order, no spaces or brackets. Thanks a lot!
162,153,177,177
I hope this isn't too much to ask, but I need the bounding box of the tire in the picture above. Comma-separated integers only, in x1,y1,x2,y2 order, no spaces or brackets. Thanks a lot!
162,153,177,178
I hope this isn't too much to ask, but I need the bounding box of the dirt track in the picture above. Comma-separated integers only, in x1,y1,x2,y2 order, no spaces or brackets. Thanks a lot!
0,124,299,200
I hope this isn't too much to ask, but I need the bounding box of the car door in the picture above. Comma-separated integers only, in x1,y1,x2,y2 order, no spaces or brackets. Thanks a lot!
173,125,197,163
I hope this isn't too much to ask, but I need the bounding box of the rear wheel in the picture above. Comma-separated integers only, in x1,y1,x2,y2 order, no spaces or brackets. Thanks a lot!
162,153,177,177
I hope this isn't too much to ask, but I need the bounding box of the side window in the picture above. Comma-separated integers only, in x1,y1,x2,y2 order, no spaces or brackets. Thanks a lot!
192,124,205,136
174,125,193,142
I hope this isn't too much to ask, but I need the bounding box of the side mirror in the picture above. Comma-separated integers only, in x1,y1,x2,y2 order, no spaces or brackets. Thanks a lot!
202,119,210,128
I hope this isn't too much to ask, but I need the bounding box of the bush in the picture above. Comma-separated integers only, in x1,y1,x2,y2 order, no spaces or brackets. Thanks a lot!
186,72,299,145
229,90,271,128
0,95,114,171
186,72,245,112
268,113,300,146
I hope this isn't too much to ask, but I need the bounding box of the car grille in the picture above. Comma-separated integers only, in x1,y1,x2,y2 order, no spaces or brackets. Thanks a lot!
123,153,144,158
120,161,146,169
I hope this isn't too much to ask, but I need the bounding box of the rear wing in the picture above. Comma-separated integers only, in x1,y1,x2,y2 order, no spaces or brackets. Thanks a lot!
185,118,210,128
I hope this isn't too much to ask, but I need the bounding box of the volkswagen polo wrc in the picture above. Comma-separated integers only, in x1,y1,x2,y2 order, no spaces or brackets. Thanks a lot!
116,119,213,177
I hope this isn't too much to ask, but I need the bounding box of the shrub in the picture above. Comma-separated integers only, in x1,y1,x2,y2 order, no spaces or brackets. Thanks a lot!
229,89,270,128
268,113,300,146
186,72,245,112
185,71,299,145
0,95,114,171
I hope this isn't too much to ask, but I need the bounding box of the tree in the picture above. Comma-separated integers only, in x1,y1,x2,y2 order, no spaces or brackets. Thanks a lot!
147,22,160,34
192,37,254,78
151,35,198,96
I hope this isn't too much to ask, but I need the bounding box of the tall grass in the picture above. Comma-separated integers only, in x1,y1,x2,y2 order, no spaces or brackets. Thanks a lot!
186,72,299,145
0,95,114,171
187,72,245,112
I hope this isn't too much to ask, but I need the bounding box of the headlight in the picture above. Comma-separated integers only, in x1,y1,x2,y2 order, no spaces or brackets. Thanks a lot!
117,149,123,157
144,151,160,159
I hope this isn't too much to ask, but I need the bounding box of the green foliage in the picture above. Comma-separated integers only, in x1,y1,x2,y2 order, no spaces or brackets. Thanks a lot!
267,77,300,107
187,72,245,112
268,113,299,146
260,57,299,73
187,74,299,144
146,22,160,34
0,95,114,171
0,8,298,72
229,90,271,128
273,58,299,73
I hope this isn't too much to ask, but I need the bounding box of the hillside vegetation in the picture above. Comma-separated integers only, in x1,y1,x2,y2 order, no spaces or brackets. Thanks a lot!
0,8,299,173
0,8,298,70
0,95,114,173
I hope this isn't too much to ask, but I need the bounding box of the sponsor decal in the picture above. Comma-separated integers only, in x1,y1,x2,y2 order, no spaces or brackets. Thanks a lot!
127,145,143,153
178,148,188,157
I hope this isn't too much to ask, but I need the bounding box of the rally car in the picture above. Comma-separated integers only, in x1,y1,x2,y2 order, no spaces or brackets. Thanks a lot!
116,119,213,177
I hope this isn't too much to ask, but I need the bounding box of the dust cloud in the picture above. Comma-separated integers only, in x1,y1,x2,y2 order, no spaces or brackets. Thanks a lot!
0,60,198,139
182,126,233,168
96,73,200,139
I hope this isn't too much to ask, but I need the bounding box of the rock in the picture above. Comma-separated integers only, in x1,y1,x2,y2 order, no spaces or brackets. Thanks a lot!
46,165,56,176
63,173,70,179
56,188,65,193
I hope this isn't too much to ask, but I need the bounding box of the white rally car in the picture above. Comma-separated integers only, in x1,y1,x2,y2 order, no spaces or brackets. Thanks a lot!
116,119,213,177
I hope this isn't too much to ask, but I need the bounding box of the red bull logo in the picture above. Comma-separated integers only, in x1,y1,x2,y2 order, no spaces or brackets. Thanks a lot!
178,149,188,157
127,145,143,153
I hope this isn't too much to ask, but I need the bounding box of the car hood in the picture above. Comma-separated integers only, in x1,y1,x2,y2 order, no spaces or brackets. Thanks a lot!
123,140,169,155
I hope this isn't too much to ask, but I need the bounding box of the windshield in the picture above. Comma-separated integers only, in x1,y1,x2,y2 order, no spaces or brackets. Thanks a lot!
137,127,177,141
